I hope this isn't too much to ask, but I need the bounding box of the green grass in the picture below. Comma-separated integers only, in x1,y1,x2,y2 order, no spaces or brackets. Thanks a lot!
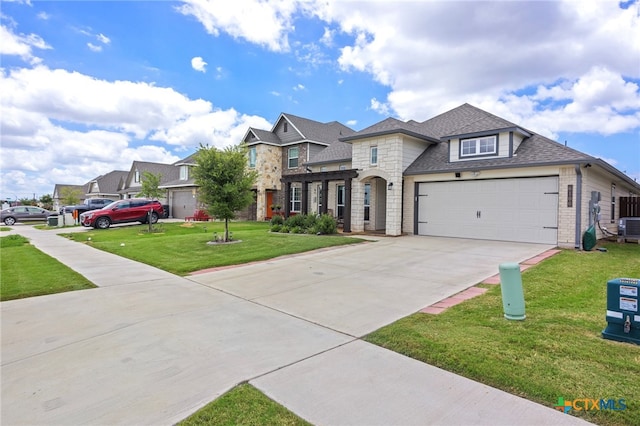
61,221,365,275
179,383,310,426
1,235,96,301
365,242,640,426
0,227,11,232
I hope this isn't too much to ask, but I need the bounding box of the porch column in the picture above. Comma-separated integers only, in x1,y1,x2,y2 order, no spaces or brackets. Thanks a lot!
284,181,291,218
301,181,309,215
322,180,329,215
344,178,352,233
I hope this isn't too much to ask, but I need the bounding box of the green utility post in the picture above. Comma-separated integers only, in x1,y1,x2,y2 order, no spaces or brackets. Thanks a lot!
499,263,526,320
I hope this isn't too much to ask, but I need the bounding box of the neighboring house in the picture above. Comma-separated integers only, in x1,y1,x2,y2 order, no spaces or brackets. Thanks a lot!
118,160,178,204
52,183,86,212
159,153,200,219
85,170,128,200
242,113,355,220
254,103,639,248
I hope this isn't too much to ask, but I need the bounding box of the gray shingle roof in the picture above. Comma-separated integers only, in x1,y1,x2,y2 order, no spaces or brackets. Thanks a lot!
90,170,128,194
121,161,179,193
246,128,282,145
416,103,513,139
341,117,438,143
404,134,594,175
308,140,353,165
173,153,198,166
283,114,354,144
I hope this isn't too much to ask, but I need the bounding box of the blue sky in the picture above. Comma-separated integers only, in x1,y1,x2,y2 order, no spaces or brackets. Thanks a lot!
1,0,639,201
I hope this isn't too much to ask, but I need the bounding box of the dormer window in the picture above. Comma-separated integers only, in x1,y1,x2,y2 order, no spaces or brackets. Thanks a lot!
180,165,189,180
460,136,497,158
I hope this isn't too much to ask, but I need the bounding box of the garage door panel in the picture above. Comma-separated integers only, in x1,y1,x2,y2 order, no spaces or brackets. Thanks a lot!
417,177,558,244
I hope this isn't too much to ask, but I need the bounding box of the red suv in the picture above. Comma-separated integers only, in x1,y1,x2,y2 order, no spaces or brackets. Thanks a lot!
80,199,164,229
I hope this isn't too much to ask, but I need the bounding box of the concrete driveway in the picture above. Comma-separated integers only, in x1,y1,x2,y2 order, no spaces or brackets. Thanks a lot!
189,235,551,337
3,228,585,425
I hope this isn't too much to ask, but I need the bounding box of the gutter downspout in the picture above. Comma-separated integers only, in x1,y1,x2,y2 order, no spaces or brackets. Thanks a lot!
575,164,582,249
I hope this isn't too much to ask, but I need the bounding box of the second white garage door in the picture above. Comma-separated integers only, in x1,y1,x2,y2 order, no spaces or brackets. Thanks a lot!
417,176,558,244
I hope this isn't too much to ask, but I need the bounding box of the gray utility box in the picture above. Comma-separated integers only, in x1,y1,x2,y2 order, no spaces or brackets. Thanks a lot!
602,278,640,345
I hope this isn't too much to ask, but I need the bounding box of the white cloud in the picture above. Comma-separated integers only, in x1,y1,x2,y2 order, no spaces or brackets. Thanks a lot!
87,42,102,52
369,97,389,116
320,27,334,46
346,119,357,126
0,23,51,64
37,11,50,20
191,56,207,72
293,83,305,91
177,0,301,52
320,0,640,137
0,66,271,198
96,33,110,44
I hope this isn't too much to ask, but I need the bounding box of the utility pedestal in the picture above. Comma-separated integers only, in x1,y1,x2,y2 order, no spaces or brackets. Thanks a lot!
499,263,526,320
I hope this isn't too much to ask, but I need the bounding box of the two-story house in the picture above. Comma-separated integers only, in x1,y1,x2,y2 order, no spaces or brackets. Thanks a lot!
242,113,355,221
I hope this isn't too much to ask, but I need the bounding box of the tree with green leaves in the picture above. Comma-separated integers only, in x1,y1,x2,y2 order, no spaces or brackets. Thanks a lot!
138,171,164,200
60,187,83,206
39,194,53,210
193,144,257,242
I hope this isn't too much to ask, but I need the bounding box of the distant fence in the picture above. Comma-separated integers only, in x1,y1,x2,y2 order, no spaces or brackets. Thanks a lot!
620,197,640,218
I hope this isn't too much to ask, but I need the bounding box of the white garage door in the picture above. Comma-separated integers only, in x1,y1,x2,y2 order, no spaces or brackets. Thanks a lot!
417,177,558,244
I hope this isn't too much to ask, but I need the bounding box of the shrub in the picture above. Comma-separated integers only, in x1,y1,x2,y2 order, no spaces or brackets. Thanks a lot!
291,226,303,234
280,226,290,233
270,215,284,226
284,214,306,229
314,214,337,234
303,214,318,229
270,224,282,232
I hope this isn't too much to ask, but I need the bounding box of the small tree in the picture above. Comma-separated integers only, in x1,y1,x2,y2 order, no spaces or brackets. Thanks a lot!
60,187,82,206
138,171,163,199
193,144,257,242
137,172,164,232
39,194,53,210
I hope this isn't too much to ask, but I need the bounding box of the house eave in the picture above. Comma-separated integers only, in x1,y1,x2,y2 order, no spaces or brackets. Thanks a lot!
441,127,532,141
340,130,439,144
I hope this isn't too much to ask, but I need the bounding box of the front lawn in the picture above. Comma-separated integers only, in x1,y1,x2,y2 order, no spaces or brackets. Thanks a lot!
179,383,310,426
365,242,640,426
61,221,365,275
1,235,96,301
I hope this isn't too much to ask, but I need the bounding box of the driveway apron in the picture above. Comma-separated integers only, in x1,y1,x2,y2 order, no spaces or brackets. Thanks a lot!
1,225,587,425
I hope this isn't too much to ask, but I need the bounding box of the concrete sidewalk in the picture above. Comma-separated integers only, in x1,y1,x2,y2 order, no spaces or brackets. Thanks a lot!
1,224,589,425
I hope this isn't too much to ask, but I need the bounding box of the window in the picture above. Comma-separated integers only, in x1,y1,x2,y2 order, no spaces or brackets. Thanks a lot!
370,146,378,165
290,186,301,212
320,166,327,172
364,183,371,221
460,136,497,157
339,164,346,170
180,165,189,180
284,122,288,132
567,184,573,208
134,170,140,183
337,184,345,219
248,147,257,168
611,183,616,223
288,147,299,168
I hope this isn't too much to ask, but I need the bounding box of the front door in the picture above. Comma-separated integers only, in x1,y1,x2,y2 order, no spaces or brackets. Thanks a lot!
266,191,274,219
